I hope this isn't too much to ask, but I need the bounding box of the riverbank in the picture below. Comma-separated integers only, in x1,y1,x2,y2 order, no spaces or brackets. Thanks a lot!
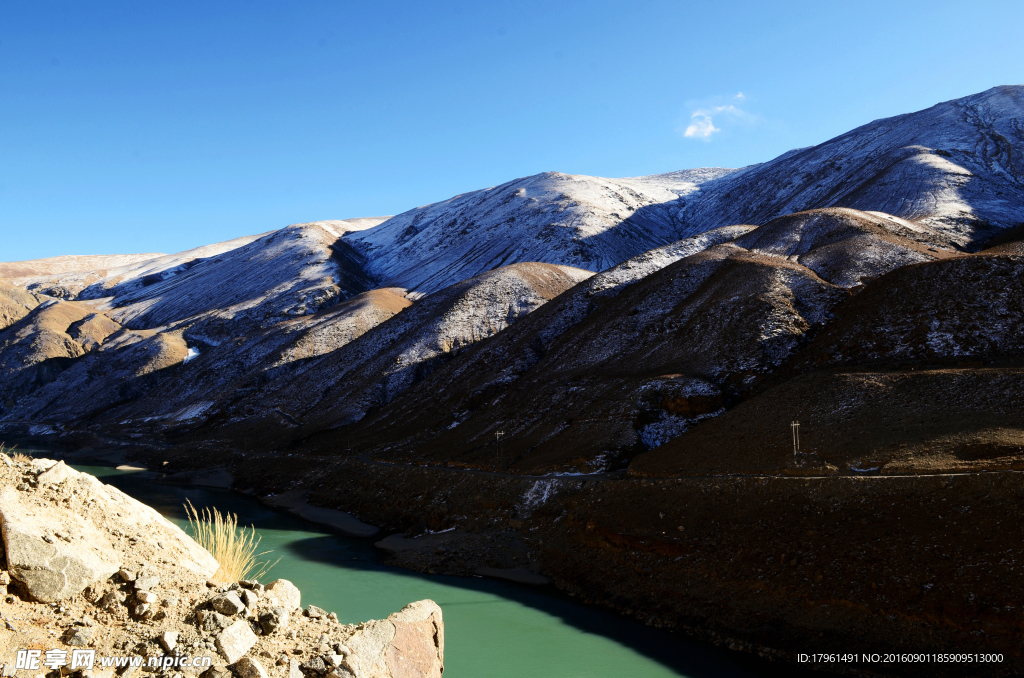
15,431,1016,677
5,446,779,678
0,453,444,678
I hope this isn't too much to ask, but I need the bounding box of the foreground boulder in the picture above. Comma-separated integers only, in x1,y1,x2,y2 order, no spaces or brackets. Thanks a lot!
1,457,444,678
343,600,444,678
0,459,218,603
0,484,120,602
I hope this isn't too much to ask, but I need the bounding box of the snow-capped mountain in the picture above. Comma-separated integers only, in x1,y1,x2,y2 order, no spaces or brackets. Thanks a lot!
0,253,165,281
676,85,1024,248
343,169,735,295
77,218,387,303
327,86,1022,300
325,207,958,473
95,221,383,345
1,85,1023,469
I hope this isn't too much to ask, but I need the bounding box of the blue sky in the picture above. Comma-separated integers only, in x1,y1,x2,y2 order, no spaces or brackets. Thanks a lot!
2,0,1022,261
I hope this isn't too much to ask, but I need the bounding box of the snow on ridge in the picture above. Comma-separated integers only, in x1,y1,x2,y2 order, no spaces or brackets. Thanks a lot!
99,222,374,343
13,218,388,307
10,233,274,303
616,166,739,194
343,168,741,296
589,224,757,296
288,217,391,239
0,253,166,281
675,85,1024,247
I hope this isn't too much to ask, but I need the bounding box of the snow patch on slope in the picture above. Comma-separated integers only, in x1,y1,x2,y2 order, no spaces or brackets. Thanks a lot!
344,169,738,295
100,222,375,343
677,85,1024,247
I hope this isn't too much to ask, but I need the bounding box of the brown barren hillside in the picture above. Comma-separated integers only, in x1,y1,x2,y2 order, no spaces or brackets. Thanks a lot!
313,208,957,474
0,281,42,331
631,253,1024,477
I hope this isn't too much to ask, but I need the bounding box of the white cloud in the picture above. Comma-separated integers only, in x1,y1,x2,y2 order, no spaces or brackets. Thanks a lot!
679,93,758,141
684,112,719,138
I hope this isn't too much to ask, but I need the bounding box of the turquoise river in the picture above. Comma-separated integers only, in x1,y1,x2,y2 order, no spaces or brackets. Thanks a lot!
17,444,787,677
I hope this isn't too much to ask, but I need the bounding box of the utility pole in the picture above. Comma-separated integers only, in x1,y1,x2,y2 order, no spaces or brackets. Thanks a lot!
791,420,800,457
496,430,505,464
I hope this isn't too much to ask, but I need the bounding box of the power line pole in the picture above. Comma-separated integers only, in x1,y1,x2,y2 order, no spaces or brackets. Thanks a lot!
791,420,800,457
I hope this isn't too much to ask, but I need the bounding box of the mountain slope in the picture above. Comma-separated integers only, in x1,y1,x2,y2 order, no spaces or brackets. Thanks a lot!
632,252,1024,478
1,287,413,426
678,85,1024,248
6,234,267,301
0,282,43,332
98,222,376,345
77,218,389,303
0,253,164,281
86,287,413,427
344,169,735,295
141,263,595,448
5,326,189,424
329,208,959,473
0,300,123,412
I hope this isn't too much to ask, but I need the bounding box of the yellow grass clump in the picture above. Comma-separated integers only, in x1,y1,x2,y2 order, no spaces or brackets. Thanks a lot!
184,499,279,583
1,442,31,463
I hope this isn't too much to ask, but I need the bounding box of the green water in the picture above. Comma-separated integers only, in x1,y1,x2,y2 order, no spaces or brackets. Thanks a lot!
15,446,772,677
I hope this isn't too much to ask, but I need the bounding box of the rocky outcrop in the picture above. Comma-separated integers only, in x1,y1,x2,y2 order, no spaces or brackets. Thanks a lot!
0,483,120,602
342,600,444,678
0,457,444,678
0,459,216,602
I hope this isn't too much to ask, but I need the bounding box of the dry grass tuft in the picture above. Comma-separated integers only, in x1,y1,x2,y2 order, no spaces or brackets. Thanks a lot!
184,499,279,583
1,442,31,463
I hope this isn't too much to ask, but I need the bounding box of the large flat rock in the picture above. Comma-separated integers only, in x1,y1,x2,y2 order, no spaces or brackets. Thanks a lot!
342,600,443,678
0,460,218,604
0,484,120,602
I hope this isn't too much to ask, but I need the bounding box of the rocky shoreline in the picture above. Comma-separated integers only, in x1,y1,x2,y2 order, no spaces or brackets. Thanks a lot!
0,452,443,678
41,437,1022,678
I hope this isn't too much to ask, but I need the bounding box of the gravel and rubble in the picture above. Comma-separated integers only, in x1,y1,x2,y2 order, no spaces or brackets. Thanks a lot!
0,454,443,678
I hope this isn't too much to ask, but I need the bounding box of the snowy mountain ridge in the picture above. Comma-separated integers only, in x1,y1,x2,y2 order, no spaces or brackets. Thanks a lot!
342,168,738,296
0,86,1021,352
675,85,1024,247
324,86,1023,297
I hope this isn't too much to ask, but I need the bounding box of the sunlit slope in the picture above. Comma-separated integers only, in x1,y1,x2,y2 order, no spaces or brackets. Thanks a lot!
344,169,736,295
677,85,1024,248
